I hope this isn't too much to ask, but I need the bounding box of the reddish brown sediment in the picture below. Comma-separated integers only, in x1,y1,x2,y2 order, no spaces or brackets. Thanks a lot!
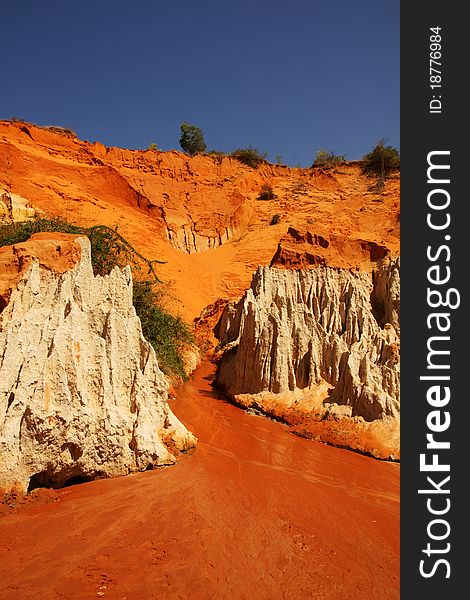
0,362,399,600
0,120,399,321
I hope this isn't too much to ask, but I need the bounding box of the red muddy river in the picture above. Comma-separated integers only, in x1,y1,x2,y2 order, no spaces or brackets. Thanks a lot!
0,362,399,599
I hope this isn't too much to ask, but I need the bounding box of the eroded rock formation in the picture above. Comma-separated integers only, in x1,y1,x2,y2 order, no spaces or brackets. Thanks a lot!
0,234,196,493
0,188,37,223
271,226,390,271
215,257,400,458
0,119,400,321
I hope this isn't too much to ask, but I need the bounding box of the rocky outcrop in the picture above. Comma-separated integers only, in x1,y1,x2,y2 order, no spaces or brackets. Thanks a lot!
163,189,252,253
0,188,37,223
0,234,196,493
271,227,391,271
215,258,400,457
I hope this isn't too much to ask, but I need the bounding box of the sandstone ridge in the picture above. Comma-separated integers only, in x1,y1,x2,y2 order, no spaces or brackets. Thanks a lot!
215,257,400,459
0,234,196,493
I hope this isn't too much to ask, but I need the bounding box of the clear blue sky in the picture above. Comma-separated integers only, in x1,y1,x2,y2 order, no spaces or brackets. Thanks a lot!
2,0,399,166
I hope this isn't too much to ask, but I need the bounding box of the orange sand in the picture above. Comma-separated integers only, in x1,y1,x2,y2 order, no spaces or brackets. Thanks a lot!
0,120,399,321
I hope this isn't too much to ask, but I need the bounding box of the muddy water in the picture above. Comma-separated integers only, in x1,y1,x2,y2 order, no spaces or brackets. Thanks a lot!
0,362,399,600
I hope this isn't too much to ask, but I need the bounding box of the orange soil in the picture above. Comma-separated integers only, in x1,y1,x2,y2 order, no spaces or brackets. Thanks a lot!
0,362,399,600
0,232,82,309
0,120,399,322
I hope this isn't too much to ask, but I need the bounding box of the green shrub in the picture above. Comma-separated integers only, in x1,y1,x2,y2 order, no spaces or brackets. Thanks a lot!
132,281,194,380
361,140,400,178
0,217,194,380
231,147,267,169
148,142,158,150
179,122,207,156
258,183,276,200
270,213,281,225
313,148,346,168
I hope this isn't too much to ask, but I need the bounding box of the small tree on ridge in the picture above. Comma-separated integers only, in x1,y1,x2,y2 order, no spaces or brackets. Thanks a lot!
361,139,400,179
179,122,207,156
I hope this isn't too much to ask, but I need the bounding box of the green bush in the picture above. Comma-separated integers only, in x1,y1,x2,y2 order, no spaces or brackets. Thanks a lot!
132,281,194,379
179,122,207,156
361,140,400,178
258,183,276,200
231,147,267,169
313,148,346,168
0,217,194,380
270,213,281,225
147,142,158,150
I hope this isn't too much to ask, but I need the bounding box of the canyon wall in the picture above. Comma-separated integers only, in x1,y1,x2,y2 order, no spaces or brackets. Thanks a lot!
215,258,400,457
0,234,196,493
0,120,400,321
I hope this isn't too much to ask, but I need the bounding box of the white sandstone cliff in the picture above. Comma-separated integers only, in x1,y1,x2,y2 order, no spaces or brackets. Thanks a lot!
215,258,400,455
0,235,196,493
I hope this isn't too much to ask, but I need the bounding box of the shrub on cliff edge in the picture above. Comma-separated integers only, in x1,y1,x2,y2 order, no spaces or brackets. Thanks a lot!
179,122,207,156
231,147,267,169
313,149,346,168
361,140,400,178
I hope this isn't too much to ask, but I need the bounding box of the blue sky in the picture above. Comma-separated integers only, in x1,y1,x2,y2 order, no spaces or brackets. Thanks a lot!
1,0,399,166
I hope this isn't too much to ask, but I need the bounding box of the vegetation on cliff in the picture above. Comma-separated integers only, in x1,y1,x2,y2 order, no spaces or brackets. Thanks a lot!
313,149,347,168
0,217,194,380
179,122,207,156
361,140,400,178
231,147,267,168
